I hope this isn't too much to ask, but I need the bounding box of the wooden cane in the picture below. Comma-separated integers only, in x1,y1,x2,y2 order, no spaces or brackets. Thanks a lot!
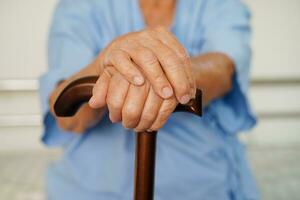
53,76,202,200
134,131,157,200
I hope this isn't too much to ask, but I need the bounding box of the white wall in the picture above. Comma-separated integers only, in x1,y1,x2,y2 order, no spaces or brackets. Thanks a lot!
243,0,300,146
0,0,299,151
246,0,300,79
0,0,56,79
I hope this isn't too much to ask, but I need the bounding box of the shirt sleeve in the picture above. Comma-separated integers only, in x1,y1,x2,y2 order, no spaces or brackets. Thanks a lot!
200,0,256,134
38,0,102,147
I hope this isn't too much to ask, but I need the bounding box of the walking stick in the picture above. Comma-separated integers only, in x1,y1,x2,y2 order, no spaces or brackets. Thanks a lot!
53,76,202,200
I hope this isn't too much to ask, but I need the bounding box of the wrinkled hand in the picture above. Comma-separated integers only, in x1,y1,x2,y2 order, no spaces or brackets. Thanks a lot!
94,27,196,105
90,68,178,132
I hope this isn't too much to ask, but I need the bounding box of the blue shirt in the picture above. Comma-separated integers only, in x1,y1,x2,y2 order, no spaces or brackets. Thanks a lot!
39,0,259,199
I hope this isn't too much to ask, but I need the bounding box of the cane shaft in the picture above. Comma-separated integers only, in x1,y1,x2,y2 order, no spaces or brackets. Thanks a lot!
134,131,157,200
53,76,202,200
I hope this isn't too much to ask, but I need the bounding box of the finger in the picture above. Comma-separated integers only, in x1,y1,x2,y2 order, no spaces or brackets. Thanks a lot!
105,49,145,85
127,46,174,99
89,69,111,108
153,27,190,67
134,86,163,132
154,27,196,98
107,73,130,123
138,37,190,104
149,97,177,131
122,82,150,129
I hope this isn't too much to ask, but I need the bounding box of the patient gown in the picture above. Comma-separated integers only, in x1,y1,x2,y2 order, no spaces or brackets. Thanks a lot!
39,0,259,199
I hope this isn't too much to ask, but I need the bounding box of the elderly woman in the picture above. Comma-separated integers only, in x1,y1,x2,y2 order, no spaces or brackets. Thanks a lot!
39,0,259,199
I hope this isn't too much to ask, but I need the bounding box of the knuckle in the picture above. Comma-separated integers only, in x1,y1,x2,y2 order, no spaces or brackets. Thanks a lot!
122,106,140,122
158,109,171,121
124,69,138,80
118,37,132,49
108,99,122,111
142,112,156,123
163,56,181,69
103,53,113,66
152,73,165,85
177,48,189,59
111,50,126,65
177,82,190,94
163,100,177,112
111,49,122,59
136,50,157,65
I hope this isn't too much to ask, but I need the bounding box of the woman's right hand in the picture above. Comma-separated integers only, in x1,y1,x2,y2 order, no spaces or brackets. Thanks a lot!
95,27,196,105
89,67,178,132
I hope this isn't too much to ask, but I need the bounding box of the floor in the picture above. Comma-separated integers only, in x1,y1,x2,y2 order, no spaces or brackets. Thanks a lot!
0,147,299,200
247,146,300,200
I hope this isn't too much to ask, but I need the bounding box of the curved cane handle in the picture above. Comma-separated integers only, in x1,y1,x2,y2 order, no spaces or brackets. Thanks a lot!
54,76,202,117
54,76,98,117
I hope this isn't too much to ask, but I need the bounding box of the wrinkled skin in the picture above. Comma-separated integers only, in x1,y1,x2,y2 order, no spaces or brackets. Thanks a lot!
89,67,178,132
88,26,197,132
91,27,196,106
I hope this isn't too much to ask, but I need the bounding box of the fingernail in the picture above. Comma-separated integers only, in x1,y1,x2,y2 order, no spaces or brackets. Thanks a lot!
133,75,144,85
180,94,190,104
89,96,96,107
161,86,173,98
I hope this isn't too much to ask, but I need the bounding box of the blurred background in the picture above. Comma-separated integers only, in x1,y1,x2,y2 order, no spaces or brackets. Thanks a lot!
0,0,299,199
